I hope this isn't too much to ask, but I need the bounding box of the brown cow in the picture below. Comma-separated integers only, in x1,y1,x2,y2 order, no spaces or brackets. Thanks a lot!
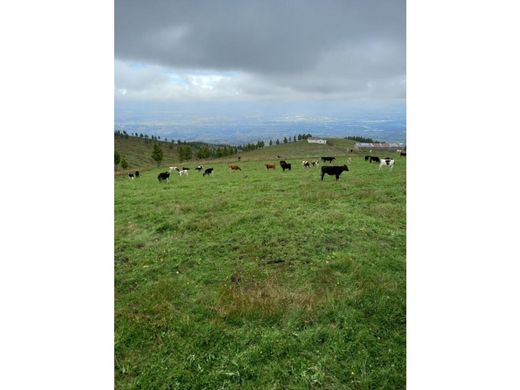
229,165,242,171
265,163,276,170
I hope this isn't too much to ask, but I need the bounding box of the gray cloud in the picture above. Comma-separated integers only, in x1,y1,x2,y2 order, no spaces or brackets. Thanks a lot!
115,0,405,102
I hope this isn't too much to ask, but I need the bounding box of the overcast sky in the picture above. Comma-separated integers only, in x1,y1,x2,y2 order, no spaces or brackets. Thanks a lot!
115,0,405,117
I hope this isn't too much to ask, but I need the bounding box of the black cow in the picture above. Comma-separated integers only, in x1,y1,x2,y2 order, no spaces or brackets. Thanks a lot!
365,155,370,161
369,156,381,163
321,165,349,181
321,156,336,163
134,170,140,178
182,167,190,170
279,160,288,165
280,161,291,171
203,168,214,176
157,172,170,182
400,152,406,157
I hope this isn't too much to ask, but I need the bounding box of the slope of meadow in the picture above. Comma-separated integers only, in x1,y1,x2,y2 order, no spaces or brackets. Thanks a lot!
115,143,406,388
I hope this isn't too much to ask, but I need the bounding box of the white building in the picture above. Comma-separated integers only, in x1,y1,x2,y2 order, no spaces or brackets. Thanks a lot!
307,137,327,144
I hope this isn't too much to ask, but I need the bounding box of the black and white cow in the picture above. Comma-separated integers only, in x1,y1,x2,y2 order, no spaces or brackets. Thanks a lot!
203,168,214,176
195,165,203,172
379,158,395,170
158,171,171,182
321,165,349,181
369,156,381,164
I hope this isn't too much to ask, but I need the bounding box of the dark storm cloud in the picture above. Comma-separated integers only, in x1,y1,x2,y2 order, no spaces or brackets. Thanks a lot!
115,0,405,100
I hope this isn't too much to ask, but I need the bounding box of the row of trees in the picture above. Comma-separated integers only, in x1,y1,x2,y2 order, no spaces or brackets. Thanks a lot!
344,136,376,143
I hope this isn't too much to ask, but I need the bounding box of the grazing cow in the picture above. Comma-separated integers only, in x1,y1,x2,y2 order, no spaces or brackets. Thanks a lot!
195,165,203,172
265,163,276,170
365,155,370,161
321,156,336,163
311,160,319,167
321,165,349,181
203,168,214,176
379,158,395,170
178,169,189,176
400,152,406,157
280,161,292,171
182,167,190,170
279,160,288,165
134,171,140,178
158,172,170,182
369,156,381,164
169,166,179,172
128,173,135,179
229,165,241,171
302,161,311,168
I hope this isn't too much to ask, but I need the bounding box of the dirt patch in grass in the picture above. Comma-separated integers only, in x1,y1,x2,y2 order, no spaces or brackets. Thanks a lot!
215,272,326,320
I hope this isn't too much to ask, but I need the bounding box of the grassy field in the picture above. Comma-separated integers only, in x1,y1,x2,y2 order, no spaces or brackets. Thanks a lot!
115,145,406,389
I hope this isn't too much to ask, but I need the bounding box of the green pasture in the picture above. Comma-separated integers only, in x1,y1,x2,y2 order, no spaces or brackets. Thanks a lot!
115,152,406,389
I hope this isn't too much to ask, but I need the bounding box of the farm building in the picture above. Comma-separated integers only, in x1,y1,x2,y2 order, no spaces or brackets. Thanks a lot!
355,142,403,151
307,137,327,144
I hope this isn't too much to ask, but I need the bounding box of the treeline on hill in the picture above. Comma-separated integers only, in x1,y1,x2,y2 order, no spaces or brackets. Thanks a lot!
344,136,377,143
114,130,314,170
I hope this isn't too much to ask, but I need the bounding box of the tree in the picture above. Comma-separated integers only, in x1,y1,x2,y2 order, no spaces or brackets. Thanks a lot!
114,151,120,167
121,158,128,169
283,137,288,144
179,145,192,161
276,139,280,145
152,143,163,167
269,139,273,146
293,135,297,142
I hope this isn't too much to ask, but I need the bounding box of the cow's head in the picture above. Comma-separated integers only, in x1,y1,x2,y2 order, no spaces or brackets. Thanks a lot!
344,165,349,171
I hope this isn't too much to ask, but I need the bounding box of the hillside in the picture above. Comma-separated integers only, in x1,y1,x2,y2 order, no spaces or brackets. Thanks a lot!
114,135,353,171
115,144,406,388
115,136,181,171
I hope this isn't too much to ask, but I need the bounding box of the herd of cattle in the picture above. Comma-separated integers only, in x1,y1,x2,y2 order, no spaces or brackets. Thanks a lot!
125,153,403,182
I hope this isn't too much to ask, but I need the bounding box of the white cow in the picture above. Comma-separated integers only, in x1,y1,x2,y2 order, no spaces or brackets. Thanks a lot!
379,158,395,170
178,169,189,176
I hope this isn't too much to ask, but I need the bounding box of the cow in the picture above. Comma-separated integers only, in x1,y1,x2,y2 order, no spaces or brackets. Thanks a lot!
321,165,349,181
265,163,276,170
178,169,189,176
195,165,203,172
134,171,140,178
203,168,214,176
279,160,288,165
158,172,170,182
321,156,336,163
182,167,190,170
302,161,311,168
280,161,292,171
400,152,406,157
369,156,381,164
169,166,179,172
379,158,395,170
365,156,370,161
311,160,319,167
229,165,241,171
128,173,135,179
